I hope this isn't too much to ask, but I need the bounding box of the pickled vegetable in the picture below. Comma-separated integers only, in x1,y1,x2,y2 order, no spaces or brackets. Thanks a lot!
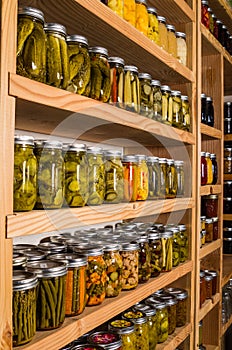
159,294,177,335
138,73,153,118
151,80,162,121
156,305,168,343
147,156,161,199
123,310,149,350
177,225,188,263
122,155,138,202
133,304,157,350
109,319,136,350
104,151,124,204
135,0,148,36
161,85,172,125
159,158,167,199
108,56,125,108
87,147,105,205
124,0,136,26
148,232,162,277
121,243,139,290
169,228,180,267
171,90,182,129
160,231,173,272
103,244,123,297
175,160,184,197
176,32,187,66
181,95,190,131
136,237,151,283
124,65,140,113
166,159,177,199
135,155,148,201
88,331,122,349
147,7,160,44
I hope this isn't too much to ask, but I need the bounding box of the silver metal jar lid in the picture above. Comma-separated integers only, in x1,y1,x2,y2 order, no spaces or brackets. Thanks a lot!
108,56,125,66
13,252,27,267
151,79,161,87
157,16,166,24
161,85,171,93
13,271,38,291
158,293,178,306
40,140,63,150
146,156,159,163
181,95,189,101
44,23,67,36
121,242,139,251
23,249,46,261
108,319,135,335
160,230,173,238
175,31,186,39
133,303,156,316
147,7,157,15
66,34,88,46
124,65,139,74
123,310,147,324
14,135,34,146
166,24,176,32
138,72,152,80
18,6,45,23
87,146,104,154
73,243,103,256
48,253,87,267
38,242,67,252
122,155,138,162
67,143,86,152
164,287,188,300
26,260,67,277
89,46,108,57
13,244,37,253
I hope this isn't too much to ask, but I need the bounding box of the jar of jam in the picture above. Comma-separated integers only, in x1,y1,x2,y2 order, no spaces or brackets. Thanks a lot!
104,150,124,204
166,159,177,199
122,155,138,202
164,287,188,326
148,232,162,277
87,146,105,205
159,293,177,335
108,56,125,108
88,331,122,350
159,158,167,198
224,157,232,174
205,218,213,243
151,80,162,121
135,155,148,201
181,95,191,131
212,217,219,240
205,96,214,127
201,152,207,186
145,297,168,343
205,152,213,185
204,274,213,299
204,270,218,295
224,197,232,214
147,7,159,44
138,72,153,118
200,271,206,308
166,24,177,57
120,242,139,290
122,310,149,350
201,0,209,28
224,181,232,197
133,304,157,350
135,0,148,36
171,90,182,129
202,195,218,218
201,93,207,124
161,85,172,124
176,31,187,66
210,153,218,185
123,65,140,113
160,231,173,272
123,0,136,26
157,16,168,51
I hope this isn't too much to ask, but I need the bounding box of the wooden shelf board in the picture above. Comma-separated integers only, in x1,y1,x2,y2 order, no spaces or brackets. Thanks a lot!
198,293,221,321
221,314,232,336
156,323,192,350
208,0,232,33
205,346,220,350
222,254,232,287
200,123,222,139
10,74,196,147
223,175,232,181
199,240,221,260
18,0,194,85
200,185,222,196
6,197,194,238
14,261,193,350
224,134,232,142
223,214,232,220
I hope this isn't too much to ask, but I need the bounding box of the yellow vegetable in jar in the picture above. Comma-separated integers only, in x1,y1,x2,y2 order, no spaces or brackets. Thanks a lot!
124,0,136,26
135,1,148,36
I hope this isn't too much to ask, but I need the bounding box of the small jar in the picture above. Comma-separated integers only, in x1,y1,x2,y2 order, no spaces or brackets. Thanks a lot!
160,230,173,272
64,143,89,207
135,155,148,201
199,271,207,308
159,293,178,335
108,319,136,350
224,147,232,158
205,152,213,185
201,230,206,246
138,73,153,118
201,152,207,186
87,146,105,205
107,57,125,108
17,7,46,82
88,331,122,350
201,216,206,231
123,65,140,113
35,140,64,209
166,159,177,199
165,287,188,326
120,242,139,290
14,135,37,211
210,153,218,185
44,23,69,89
201,93,207,124
208,7,214,34
224,181,232,197
177,224,189,263
13,252,27,270
166,24,177,57
147,7,159,44
204,274,213,299
175,160,185,197
145,298,168,343
157,16,168,51
106,0,123,17
161,85,172,125
204,270,218,296
122,155,138,202
224,197,232,214
176,31,187,66
148,232,162,277
224,101,232,119
171,90,182,129
66,35,91,95
13,271,38,346
169,227,180,267
133,304,157,350
159,158,167,198
151,79,162,121
205,218,213,242
26,260,67,330
181,95,191,131
38,242,67,255
135,236,151,283
224,157,232,174
212,217,219,240
122,310,149,350
202,195,218,218
205,96,214,127
135,0,148,36
123,0,136,26
201,0,209,28
104,150,124,204
223,237,232,254
89,46,110,102
147,156,161,199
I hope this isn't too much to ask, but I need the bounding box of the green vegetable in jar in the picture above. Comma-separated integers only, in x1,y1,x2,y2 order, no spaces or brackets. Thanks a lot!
156,304,168,343
151,79,162,121
138,73,153,118
177,224,188,263
166,159,177,199
108,319,136,350
148,232,162,277
87,147,105,205
123,310,149,350
171,90,183,129
147,156,161,199
103,243,123,297
160,231,173,272
104,151,124,204
124,65,140,113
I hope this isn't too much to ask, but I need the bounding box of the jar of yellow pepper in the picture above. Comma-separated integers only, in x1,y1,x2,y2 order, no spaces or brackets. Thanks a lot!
134,155,148,201
135,0,148,36
147,7,159,44
124,0,136,26
205,152,213,185
157,16,168,51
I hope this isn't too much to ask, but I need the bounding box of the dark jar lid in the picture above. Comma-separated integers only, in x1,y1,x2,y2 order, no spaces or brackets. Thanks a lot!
88,331,122,350
13,270,38,291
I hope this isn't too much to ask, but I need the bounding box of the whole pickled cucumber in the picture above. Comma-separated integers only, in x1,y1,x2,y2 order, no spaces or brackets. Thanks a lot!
90,65,102,100
69,53,84,81
46,34,62,87
59,38,70,90
17,18,34,56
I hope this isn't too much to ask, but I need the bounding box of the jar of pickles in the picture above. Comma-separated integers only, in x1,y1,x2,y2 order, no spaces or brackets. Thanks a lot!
66,35,91,95
161,85,172,125
120,242,139,290
14,135,37,211
122,310,149,350
138,73,153,118
17,7,46,82
224,147,232,158
35,140,64,209
123,0,136,26
89,46,111,102
164,287,188,327
159,158,167,198
135,0,148,36
169,227,180,267
166,159,178,199
159,293,178,335
135,236,151,283
64,143,89,207
147,7,159,44
44,23,69,89
148,232,162,277
145,297,168,343
135,155,148,201
104,150,124,203
181,95,191,131
175,160,184,197
26,260,67,330
87,146,105,205
122,155,138,202
147,156,161,199
133,304,157,350
13,271,38,346
108,319,136,350
108,56,125,108
88,331,122,350
166,24,177,57
199,271,206,308
124,65,140,113
176,31,187,66
151,79,162,121
177,224,189,263
160,231,173,272
157,16,168,51
205,152,213,185
171,90,182,128
210,153,218,185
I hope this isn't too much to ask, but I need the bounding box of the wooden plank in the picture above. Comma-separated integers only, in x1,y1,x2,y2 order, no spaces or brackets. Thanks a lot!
7,197,194,238
221,314,232,336
198,293,221,321
199,239,222,260
156,323,192,350
224,134,232,142
224,175,232,181
222,255,232,287
200,124,222,139
200,185,222,196
223,214,232,220
14,261,193,350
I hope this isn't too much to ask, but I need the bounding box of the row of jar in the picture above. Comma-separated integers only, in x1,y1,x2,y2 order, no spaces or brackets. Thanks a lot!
100,0,187,65
14,136,185,211
60,286,188,350
200,152,218,186
222,279,232,324
201,93,214,127
199,269,218,308
201,0,232,55
200,216,219,248
224,102,232,134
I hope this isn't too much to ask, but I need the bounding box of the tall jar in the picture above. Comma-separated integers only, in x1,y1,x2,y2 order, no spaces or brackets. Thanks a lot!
164,287,188,327
108,319,136,350
148,232,162,277
145,297,168,343
160,231,173,272
147,156,161,199
205,218,213,243
35,140,64,209
88,331,122,350
104,150,124,203
133,304,157,350
87,146,105,205
123,0,136,26
205,152,213,185
201,93,207,124
205,96,214,127
103,243,123,297
212,217,219,240
135,155,148,201
202,195,218,218
169,227,180,267
48,253,87,316
201,152,208,185
135,0,148,36
181,95,191,131
138,73,153,118
208,7,214,34
151,79,162,121
225,156,232,174
122,310,149,350
177,224,189,263
135,236,151,283
201,0,210,28
17,7,46,82
14,135,37,211
199,271,206,308
106,0,124,17
159,158,168,198
13,271,38,346
64,143,89,207
124,65,140,113
26,260,67,330
66,35,91,95
175,160,185,197
89,46,111,102
204,270,218,295
210,153,218,185
147,7,159,44
161,85,172,125
204,274,213,299
176,31,187,66
108,56,125,108
157,16,168,51
120,242,139,290
73,245,107,306
44,23,69,89
166,159,178,199
122,155,138,202
171,90,183,129
159,293,178,335
166,24,177,57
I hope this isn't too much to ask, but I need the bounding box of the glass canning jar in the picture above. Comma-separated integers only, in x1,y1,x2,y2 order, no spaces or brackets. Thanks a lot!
181,95,191,131
208,7,214,34
44,23,69,89
106,0,123,17
210,153,218,185
123,65,140,113
159,158,167,198
201,0,209,28
145,297,168,343
224,157,232,174
205,270,218,296
201,93,207,124
35,140,64,209
147,7,159,44
175,160,185,197
108,319,136,350
169,227,180,267
224,237,232,254
201,230,206,246
205,218,213,243
224,181,232,197
123,0,136,26
164,287,188,326
212,13,218,39
88,331,122,350
161,85,172,124
202,195,218,218
120,242,139,290
166,24,177,57
138,72,153,118
176,31,187,66
134,155,148,201
17,6,46,82
224,147,232,158
157,16,168,51
205,96,214,127
64,143,88,207
151,79,162,121
204,274,213,299
225,101,232,119
171,90,182,128
26,260,67,330
205,152,213,185
177,224,189,263
201,216,206,231
160,231,173,272
66,35,91,95
135,236,151,283
212,217,219,240
89,46,110,102
166,159,177,199
148,232,162,277
14,135,37,211
104,150,124,204
224,197,232,214
147,156,161,199
200,271,206,308
13,271,38,346
122,155,138,202
122,310,149,350
201,152,207,185
135,0,148,36
159,293,178,335
108,56,125,108
13,252,27,271
87,146,105,205
133,304,157,350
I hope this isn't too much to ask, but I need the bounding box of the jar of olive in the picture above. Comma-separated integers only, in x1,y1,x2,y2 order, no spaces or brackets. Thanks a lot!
14,135,37,211
145,297,168,343
122,155,138,202
135,236,151,283
104,150,124,203
138,73,153,118
135,0,148,36
148,231,162,277
89,46,111,102
133,304,157,350
66,35,91,95
171,90,182,128
161,85,172,124
44,23,69,89
124,65,140,113
17,7,46,82
165,287,188,327
135,155,149,201
108,56,125,108
159,158,167,198
175,160,185,197
169,227,180,267
35,140,64,209
166,159,178,199
147,156,161,199
151,79,162,121
181,95,191,131
159,293,178,334
157,16,168,51
13,271,38,346
26,260,67,330
147,7,159,44
122,310,149,350
87,146,105,205
108,319,136,350
88,331,122,350
120,242,139,290
177,224,189,263
160,231,173,272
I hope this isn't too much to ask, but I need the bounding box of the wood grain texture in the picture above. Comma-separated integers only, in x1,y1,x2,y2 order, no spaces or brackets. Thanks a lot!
155,323,192,350
200,124,222,139
198,293,221,321
224,134,232,142
222,255,232,287
199,239,222,259
200,185,222,196
221,314,232,336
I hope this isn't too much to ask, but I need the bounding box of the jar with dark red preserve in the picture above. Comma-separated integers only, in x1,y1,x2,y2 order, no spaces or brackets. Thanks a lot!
202,195,218,218
200,270,206,308
210,153,217,184
72,346,104,350
224,198,232,214
212,14,218,39
201,94,207,124
88,331,122,350
201,1,209,28
212,217,219,240
204,274,213,299
204,270,218,295
201,152,207,186
221,25,228,48
217,20,223,43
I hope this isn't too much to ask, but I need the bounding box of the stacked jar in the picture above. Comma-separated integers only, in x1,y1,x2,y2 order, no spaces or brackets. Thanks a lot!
224,102,232,134
201,152,218,185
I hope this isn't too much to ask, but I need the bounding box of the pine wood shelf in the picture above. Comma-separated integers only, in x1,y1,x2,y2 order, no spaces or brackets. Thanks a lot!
199,240,221,259
200,124,222,139
221,314,232,336
224,175,232,181
224,134,232,142
14,261,193,350
222,254,232,287
200,185,222,196
198,293,221,321
223,214,232,220
205,346,220,350
156,323,192,350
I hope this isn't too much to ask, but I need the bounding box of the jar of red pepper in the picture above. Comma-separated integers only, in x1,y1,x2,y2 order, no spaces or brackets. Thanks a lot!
201,152,207,185
201,1,209,28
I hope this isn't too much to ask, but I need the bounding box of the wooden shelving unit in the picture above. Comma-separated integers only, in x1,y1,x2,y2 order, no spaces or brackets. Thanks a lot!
222,254,232,287
198,293,221,322
199,240,222,259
